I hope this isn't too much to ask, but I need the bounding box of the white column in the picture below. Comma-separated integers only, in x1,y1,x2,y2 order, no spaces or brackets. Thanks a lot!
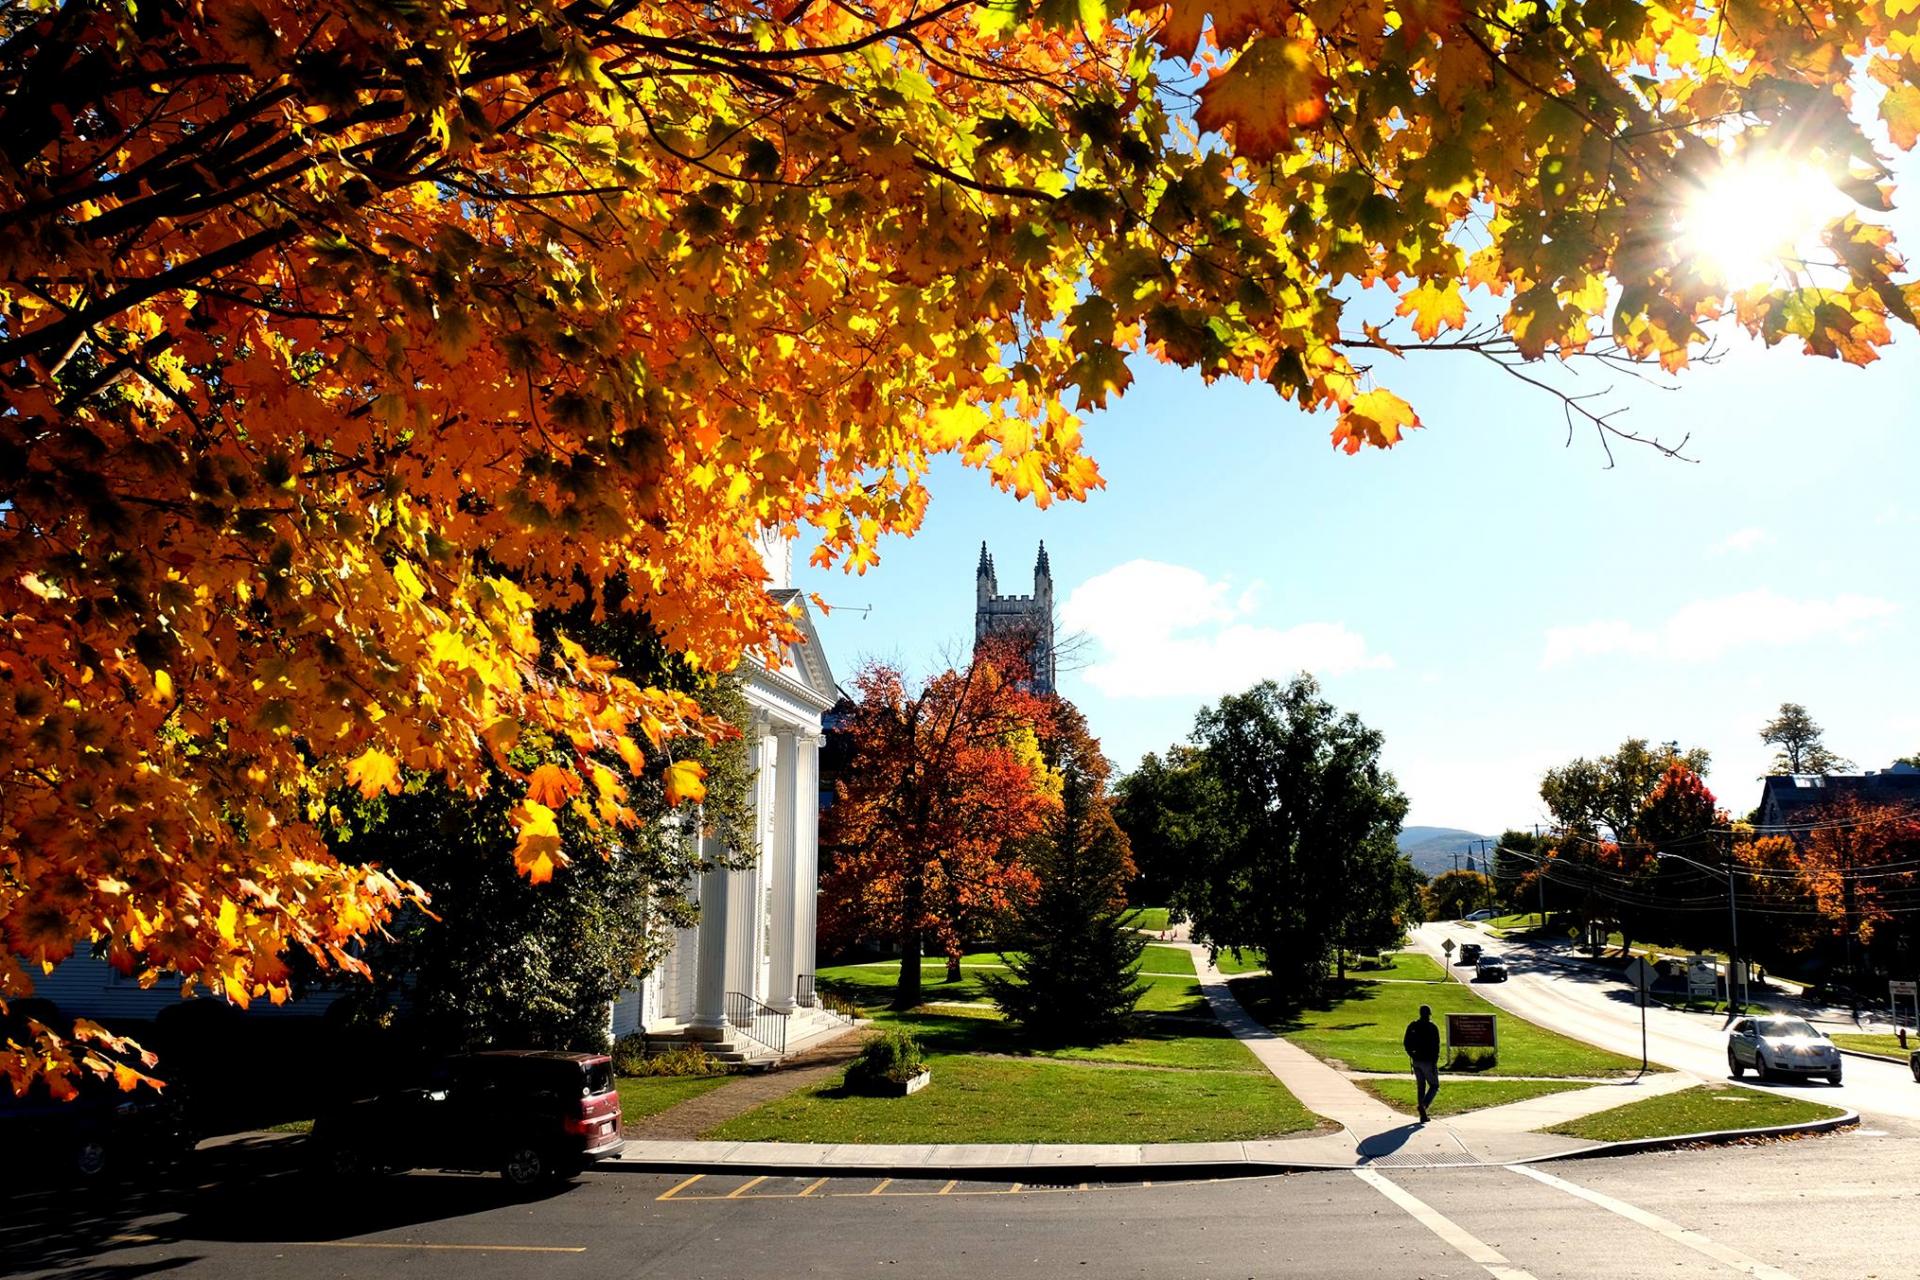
689,837,730,1038
724,725,772,1021
767,729,800,1013
793,733,822,1006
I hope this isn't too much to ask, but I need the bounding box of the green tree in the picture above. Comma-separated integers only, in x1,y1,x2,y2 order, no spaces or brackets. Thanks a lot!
1759,703,1852,775
1112,746,1210,909
1174,676,1409,1004
985,704,1146,1044
1423,869,1493,922
1540,739,1711,841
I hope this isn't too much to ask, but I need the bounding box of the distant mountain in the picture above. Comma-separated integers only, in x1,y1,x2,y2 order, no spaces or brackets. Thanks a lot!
1396,826,1493,878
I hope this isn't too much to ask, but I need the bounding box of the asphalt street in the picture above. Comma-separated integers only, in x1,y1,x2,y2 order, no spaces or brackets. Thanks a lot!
1409,921,1920,1134
6,1130,1920,1280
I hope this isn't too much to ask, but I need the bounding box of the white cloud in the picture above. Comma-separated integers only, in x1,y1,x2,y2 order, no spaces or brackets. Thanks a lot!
1713,527,1772,555
1541,590,1898,668
1061,559,1392,699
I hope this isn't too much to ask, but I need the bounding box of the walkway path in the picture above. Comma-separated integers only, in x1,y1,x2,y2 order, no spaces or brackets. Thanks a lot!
625,1026,869,1140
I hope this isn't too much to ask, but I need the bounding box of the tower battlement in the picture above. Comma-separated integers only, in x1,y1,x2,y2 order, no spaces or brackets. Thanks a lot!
974,541,1055,694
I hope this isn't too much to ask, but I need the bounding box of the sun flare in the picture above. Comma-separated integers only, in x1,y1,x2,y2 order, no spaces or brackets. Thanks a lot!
1673,154,1852,289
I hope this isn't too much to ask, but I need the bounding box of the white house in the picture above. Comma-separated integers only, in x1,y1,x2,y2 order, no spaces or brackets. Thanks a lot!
607,546,847,1061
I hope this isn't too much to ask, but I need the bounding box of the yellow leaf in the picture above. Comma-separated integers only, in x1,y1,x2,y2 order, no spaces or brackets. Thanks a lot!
615,734,647,774
1396,280,1467,340
345,747,403,798
664,759,707,806
510,799,568,884
1330,388,1420,454
151,669,174,705
392,561,427,601
216,897,238,945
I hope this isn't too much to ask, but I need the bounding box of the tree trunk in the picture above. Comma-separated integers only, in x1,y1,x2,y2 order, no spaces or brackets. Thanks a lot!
896,868,925,1010
946,954,962,983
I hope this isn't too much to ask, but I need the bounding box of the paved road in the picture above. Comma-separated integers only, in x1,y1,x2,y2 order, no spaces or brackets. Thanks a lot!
7,1132,1920,1279
1411,921,1920,1133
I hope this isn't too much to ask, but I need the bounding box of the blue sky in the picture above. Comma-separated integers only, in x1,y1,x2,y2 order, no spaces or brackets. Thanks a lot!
791,189,1920,835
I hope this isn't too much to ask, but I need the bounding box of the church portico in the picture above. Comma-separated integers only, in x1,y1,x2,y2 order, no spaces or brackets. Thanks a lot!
612,580,843,1062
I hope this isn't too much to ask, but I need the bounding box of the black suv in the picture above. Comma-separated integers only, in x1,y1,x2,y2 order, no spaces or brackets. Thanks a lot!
0,1073,191,1182
1458,943,1483,965
311,1050,623,1189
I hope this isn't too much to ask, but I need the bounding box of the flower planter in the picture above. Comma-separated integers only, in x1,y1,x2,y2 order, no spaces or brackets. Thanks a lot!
873,1069,931,1098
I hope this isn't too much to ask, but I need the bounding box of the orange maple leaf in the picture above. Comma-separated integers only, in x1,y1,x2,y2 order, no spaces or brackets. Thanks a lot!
664,759,708,806
526,763,583,807
1194,37,1330,162
1330,388,1420,453
509,800,568,884
1396,280,1468,340
1161,0,1271,60
345,748,403,799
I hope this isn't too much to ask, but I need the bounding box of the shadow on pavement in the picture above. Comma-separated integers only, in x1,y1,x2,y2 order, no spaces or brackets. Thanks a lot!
0,1133,574,1273
1355,1122,1423,1161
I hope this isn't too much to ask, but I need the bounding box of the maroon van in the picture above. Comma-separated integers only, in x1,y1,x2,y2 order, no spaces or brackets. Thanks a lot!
312,1049,623,1189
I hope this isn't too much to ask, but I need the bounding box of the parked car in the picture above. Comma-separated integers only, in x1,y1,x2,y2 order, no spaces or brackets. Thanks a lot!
1458,943,1483,965
1475,958,1509,982
0,1075,192,1182
311,1050,623,1189
1465,910,1495,921
1726,1016,1842,1085
1911,1048,1920,1084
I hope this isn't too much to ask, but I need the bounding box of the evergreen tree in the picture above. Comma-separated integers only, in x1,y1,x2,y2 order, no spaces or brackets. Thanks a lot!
986,704,1146,1044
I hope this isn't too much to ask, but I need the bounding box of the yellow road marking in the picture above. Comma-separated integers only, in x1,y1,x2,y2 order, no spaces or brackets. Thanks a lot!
1009,1182,1022,1194
726,1176,769,1199
938,1179,957,1195
868,1178,893,1195
299,1242,586,1253
658,1173,705,1201
799,1177,830,1197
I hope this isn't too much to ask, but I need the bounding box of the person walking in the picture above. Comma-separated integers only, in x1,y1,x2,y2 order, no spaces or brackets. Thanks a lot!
1403,1004,1441,1123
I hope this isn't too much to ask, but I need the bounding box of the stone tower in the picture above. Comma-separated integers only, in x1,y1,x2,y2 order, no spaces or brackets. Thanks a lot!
974,541,1056,694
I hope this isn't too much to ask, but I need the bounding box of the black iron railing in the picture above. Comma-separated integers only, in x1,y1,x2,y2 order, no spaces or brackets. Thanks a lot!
725,990,788,1057
796,973,817,1008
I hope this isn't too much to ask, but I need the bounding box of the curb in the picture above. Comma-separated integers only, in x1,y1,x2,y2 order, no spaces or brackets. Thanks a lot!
1523,1109,1860,1163
596,1111,1861,1182
1838,1047,1910,1066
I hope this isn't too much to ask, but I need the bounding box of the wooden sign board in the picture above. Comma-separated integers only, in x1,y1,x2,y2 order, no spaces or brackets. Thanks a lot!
1446,1012,1497,1052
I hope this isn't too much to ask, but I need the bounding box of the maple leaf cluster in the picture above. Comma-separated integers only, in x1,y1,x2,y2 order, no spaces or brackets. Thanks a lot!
2,0,1917,1087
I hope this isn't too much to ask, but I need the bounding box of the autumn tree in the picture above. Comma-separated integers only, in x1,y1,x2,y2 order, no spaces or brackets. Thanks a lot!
1792,798,1920,983
1171,676,1410,1003
1759,703,1853,775
819,645,1058,1010
985,702,1144,1043
1540,740,1712,844
8,0,1920,1089
1424,869,1492,922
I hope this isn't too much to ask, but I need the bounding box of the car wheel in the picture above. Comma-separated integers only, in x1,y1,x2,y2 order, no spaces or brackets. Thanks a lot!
1728,1050,1744,1079
72,1138,109,1180
1755,1055,1771,1082
1829,1073,1844,1087
501,1145,554,1190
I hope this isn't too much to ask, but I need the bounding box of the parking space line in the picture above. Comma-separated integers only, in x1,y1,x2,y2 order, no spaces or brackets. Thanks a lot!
658,1174,705,1201
868,1178,893,1195
1353,1169,1539,1280
299,1242,587,1253
938,1179,957,1195
1509,1165,1799,1280
726,1176,769,1199
799,1177,830,1197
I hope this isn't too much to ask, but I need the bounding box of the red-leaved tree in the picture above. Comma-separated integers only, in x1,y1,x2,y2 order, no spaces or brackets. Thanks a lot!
820,645,1059,1010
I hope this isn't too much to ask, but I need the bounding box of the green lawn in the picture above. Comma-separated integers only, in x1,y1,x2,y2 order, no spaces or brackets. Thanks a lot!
1233,972,1645,1077
617,1075,732,1121
1546,1084,1848,1142
1135,973,1207,1014
710,1051,1316,1144
1832,1032,1914,1059
1213,947,1266,976
1139,944,1196,975
1357,951,1446,982
1359,1077,1590,1119
1125,907,1172,933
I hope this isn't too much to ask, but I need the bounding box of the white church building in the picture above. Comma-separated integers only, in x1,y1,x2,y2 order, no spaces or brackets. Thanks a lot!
608,543,849,1061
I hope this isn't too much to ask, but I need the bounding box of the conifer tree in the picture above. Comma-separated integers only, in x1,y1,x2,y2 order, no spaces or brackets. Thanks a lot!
986,704,1145,1044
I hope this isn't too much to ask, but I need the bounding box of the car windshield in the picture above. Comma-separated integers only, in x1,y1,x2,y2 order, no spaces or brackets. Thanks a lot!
1758,1019,1819,1039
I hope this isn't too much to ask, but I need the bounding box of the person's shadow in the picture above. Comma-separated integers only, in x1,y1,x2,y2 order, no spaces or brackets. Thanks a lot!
1355,1122,1424,1162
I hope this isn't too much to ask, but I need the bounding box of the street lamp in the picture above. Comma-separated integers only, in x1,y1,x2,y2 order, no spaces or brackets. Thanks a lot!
1655,850,1743,1016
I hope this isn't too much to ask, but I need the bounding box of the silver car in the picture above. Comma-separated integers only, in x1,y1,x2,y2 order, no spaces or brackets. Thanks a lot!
1727,1016,1843,1085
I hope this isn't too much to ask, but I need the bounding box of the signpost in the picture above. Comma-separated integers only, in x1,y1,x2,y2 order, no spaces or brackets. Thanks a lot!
1623,956,1657,1075
1445,1012,1498,1066
1686,955,1718,1005
1891,979,1918,1033
1441,938,1455,981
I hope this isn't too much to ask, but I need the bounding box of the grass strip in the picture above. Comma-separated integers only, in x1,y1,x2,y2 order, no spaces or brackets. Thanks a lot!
1234,965,1645,1078
1544,1083,1847,1143
616,1074,732,1121
1832,1032,1914,1059
1357,1077,1589,1119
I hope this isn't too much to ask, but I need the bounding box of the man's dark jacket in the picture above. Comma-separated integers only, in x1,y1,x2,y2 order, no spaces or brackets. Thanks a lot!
1403,1018,1440,1064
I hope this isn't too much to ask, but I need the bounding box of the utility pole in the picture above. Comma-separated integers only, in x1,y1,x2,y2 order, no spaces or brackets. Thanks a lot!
1726,858,1743,1016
